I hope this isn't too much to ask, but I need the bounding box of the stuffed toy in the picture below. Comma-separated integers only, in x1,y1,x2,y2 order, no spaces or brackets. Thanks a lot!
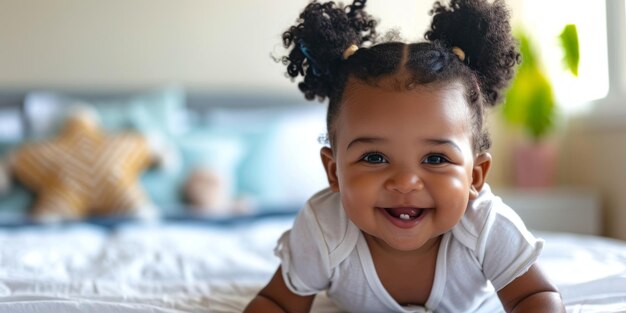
1,107,157,221
183,166,252,216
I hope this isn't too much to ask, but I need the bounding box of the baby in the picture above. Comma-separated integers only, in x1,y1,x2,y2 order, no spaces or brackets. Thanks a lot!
245,0,565,312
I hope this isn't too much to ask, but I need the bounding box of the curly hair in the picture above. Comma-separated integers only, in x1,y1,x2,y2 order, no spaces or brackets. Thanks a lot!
280,0,520,154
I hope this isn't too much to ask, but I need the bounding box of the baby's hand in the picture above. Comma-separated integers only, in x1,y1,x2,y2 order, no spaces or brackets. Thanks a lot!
243,267,316,313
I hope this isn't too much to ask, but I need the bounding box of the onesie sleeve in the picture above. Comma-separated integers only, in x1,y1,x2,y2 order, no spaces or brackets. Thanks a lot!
274,202,332,296
479,200,544,291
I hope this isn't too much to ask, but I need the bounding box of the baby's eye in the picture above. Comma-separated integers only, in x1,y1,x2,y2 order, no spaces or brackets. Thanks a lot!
361,152,387,164
422,154,448,165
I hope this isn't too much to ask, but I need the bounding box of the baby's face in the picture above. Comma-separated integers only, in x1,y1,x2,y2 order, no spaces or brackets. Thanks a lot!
322,78,480,252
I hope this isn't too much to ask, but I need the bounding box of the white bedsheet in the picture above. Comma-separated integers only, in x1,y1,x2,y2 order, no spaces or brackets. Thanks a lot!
0,217,624,313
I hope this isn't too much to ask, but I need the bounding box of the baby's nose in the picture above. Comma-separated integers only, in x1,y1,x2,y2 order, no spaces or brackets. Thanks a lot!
384,170,424,193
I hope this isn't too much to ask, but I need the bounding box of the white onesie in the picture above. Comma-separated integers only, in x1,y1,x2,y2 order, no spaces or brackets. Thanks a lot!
275,184,543,313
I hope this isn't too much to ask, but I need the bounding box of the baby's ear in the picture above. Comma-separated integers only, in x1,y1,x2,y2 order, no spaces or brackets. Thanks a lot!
469,153,492,200
320,147,340,192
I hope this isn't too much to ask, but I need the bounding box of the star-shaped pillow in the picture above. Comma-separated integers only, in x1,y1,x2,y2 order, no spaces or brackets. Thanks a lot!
10,109,155,220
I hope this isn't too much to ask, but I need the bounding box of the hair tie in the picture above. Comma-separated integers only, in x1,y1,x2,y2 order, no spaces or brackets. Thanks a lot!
342,44,359,60
451,46,466,62
298,40,326,76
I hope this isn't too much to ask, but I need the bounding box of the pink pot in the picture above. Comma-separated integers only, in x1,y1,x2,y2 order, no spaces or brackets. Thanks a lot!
513,143,558,188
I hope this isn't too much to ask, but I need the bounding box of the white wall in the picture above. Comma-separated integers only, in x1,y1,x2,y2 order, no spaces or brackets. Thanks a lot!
559,118,626,240
0,0,434,92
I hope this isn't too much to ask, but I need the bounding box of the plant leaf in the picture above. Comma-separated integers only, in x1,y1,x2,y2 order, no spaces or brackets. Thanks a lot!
525,68,556,141
502,30,557,140
559,24,579,76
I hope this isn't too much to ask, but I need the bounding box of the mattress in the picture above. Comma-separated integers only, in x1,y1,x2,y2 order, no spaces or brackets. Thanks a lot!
0,216,624,313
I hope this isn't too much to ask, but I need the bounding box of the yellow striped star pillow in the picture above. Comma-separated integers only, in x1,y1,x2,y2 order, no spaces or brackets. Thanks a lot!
11,111,154,220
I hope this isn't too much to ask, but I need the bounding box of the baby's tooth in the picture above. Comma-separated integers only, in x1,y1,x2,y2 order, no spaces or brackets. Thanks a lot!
400,213,410,220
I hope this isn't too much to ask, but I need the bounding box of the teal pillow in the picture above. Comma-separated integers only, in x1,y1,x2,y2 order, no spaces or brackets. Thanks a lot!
176,128,244,208
233,105,329,210
23,87,186,138
0,142,33,218
0,142,18,157
189,105,325,211
98,89,185,137
0,184,33,218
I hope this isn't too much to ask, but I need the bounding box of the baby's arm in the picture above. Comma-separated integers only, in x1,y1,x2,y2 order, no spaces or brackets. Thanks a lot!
244,266,316,313
497,264,565,312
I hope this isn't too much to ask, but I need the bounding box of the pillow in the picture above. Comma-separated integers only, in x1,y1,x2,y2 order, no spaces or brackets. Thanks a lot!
10,109,155,220
0,186,32,220
0,153,33,219
141,127,244,215
176,127,244,212
232,105,329,210
23,87,186,138
178,129,243,196
0,107,24,145
0,106,29,218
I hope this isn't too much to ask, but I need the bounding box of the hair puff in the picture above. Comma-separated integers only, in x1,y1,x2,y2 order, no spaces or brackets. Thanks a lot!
281,0,378,101
425,0,520,106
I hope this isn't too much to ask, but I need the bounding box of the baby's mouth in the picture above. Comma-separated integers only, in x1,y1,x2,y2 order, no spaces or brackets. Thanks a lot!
384,207,425,221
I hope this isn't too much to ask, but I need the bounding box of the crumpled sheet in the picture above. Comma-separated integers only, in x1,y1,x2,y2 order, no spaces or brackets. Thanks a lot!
0,218,624,313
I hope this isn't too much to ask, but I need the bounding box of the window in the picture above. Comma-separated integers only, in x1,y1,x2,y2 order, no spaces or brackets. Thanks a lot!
515,0,609,113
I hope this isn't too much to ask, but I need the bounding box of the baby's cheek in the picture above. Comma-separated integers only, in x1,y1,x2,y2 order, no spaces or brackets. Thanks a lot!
340,187,368,211
450,177,472,199
433,176,471,211
341,169,378,191
434,169,470,191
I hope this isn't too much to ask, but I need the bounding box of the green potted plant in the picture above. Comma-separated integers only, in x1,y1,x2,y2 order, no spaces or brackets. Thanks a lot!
501,24,579,187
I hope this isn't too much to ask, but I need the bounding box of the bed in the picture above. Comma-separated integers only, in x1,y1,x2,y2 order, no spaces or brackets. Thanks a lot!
0,214,624,313
1,89,625,312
